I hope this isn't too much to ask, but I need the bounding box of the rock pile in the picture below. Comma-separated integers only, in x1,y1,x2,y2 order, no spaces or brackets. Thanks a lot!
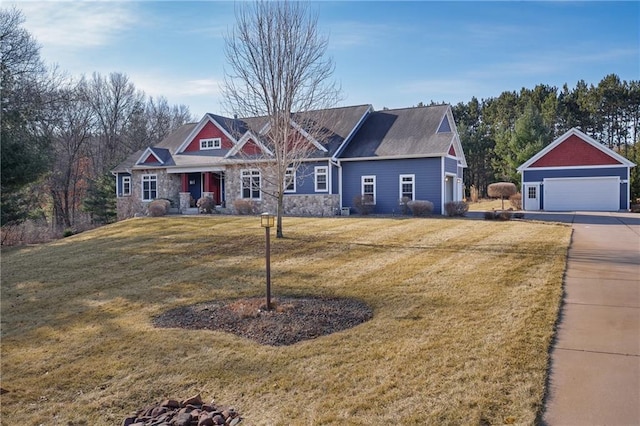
122,394,241,426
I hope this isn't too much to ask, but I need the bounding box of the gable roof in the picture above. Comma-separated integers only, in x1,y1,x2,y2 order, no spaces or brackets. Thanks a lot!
517,127,635,171
338,104,466,165
136,147,174,165
112,103,468,173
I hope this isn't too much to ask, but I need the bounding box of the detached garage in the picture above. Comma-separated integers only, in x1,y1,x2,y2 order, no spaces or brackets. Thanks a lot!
517,128,635,212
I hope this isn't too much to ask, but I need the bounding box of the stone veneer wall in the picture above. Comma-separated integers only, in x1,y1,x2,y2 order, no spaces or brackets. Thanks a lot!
225,165,339,216
283,194,340,216
116,169,181,219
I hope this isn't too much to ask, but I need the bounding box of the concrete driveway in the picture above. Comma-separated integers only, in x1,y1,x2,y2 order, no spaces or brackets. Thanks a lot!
532,212,640,425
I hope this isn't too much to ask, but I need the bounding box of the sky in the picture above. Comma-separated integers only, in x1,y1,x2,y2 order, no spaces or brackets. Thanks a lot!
8,1,640,119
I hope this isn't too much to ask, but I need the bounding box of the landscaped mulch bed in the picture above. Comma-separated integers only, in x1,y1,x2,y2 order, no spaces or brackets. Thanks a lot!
152,296,373,346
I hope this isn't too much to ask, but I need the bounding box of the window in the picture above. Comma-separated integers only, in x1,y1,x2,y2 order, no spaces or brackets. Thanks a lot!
241,169,261,199
399,174,415,202
528,186,537,199
122,176,131,196
142,174,157,201
284,168,296,193
361,175,376,204
315,166,328,192
200,138,221,150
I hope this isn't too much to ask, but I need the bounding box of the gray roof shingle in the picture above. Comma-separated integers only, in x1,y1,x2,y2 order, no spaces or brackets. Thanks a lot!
339,105,454,159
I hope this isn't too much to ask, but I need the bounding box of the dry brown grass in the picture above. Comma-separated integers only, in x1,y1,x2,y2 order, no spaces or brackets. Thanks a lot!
1,216,571,425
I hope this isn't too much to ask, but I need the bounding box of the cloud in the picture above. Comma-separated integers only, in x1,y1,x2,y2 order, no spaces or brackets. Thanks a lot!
11,1,138,48
128,72,222,99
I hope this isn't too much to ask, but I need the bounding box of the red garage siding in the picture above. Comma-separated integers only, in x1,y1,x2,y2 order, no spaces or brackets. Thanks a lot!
530,135,622,167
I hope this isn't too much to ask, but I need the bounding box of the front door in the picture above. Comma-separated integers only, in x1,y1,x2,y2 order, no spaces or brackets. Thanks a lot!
188,173,202,203
523,184,540,211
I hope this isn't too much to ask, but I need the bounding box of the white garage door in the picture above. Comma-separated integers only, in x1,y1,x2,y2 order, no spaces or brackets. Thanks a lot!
544,177,619,211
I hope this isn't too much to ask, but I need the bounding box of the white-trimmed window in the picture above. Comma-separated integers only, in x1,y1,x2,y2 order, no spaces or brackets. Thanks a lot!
362,175,376,204
399,174,415,202
200,138,221,150
528,186,537,199
315,166,328,192
142,174,157,201
122,176,131,196
241,169,261,199
284,168,296,193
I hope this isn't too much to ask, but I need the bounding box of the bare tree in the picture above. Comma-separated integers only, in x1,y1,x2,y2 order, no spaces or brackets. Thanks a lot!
85,72,145,174
223,0,340,238
40,78,94,229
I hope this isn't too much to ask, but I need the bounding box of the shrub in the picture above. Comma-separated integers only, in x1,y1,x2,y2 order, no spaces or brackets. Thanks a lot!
484,211,497,220
196,196,215,214
148,199,170,217
484,210,513,221
233,199,257,215
499,210,513,221
62,228,75,238
469,184,479,203
407,200,434,217
488,182,518,210
353,195,375,215
509,193,522,210
444,201,469,217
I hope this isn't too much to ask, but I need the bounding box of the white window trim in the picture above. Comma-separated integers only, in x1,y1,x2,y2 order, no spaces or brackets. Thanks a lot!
200,138,221,150
241,169,261,200
284,168,296,193
141,174,157,201
361,175,376,204
122,176,131,196
399,174,415,203
315,166,328,192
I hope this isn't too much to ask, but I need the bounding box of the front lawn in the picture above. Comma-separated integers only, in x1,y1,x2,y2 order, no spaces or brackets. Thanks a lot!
1,216,571,424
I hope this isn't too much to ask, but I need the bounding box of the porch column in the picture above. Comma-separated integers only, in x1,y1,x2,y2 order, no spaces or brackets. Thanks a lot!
204,172,212,193
181,173,188,192
179,192,191,213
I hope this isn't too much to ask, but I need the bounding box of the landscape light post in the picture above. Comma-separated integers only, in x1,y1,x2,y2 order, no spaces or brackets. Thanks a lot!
260,213,275,310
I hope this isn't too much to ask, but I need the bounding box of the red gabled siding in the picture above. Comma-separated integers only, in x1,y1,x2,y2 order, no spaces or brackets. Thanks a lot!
448,144,456,156
143,153,159,164
241,139,263,155
184,121,234,152
531,134,622,167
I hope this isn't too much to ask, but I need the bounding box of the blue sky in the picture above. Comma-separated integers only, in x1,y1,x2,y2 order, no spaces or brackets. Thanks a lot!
10,1,640,119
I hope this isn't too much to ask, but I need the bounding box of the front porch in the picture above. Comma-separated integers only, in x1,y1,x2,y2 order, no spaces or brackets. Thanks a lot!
178,171,225,213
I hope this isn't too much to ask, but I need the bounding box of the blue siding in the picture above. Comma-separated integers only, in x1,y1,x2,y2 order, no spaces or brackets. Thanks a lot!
342,158,443,214
331,163,340,194
284,161,332,195
621,182,628,209
116,173,131,196
457,165,464,179
523,166,628,182
445,157,457,174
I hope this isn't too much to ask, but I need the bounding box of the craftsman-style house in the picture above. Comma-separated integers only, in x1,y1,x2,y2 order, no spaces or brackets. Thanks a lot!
112,104,466,218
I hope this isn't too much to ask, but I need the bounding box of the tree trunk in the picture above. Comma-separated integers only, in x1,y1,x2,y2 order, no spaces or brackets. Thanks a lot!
276,191,284,239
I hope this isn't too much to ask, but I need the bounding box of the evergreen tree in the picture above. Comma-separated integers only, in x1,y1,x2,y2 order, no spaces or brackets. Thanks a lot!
493,101,552,184
83,173,117,225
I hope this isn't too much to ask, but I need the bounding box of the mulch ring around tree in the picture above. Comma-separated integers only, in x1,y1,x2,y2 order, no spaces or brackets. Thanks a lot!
152,296,373,346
